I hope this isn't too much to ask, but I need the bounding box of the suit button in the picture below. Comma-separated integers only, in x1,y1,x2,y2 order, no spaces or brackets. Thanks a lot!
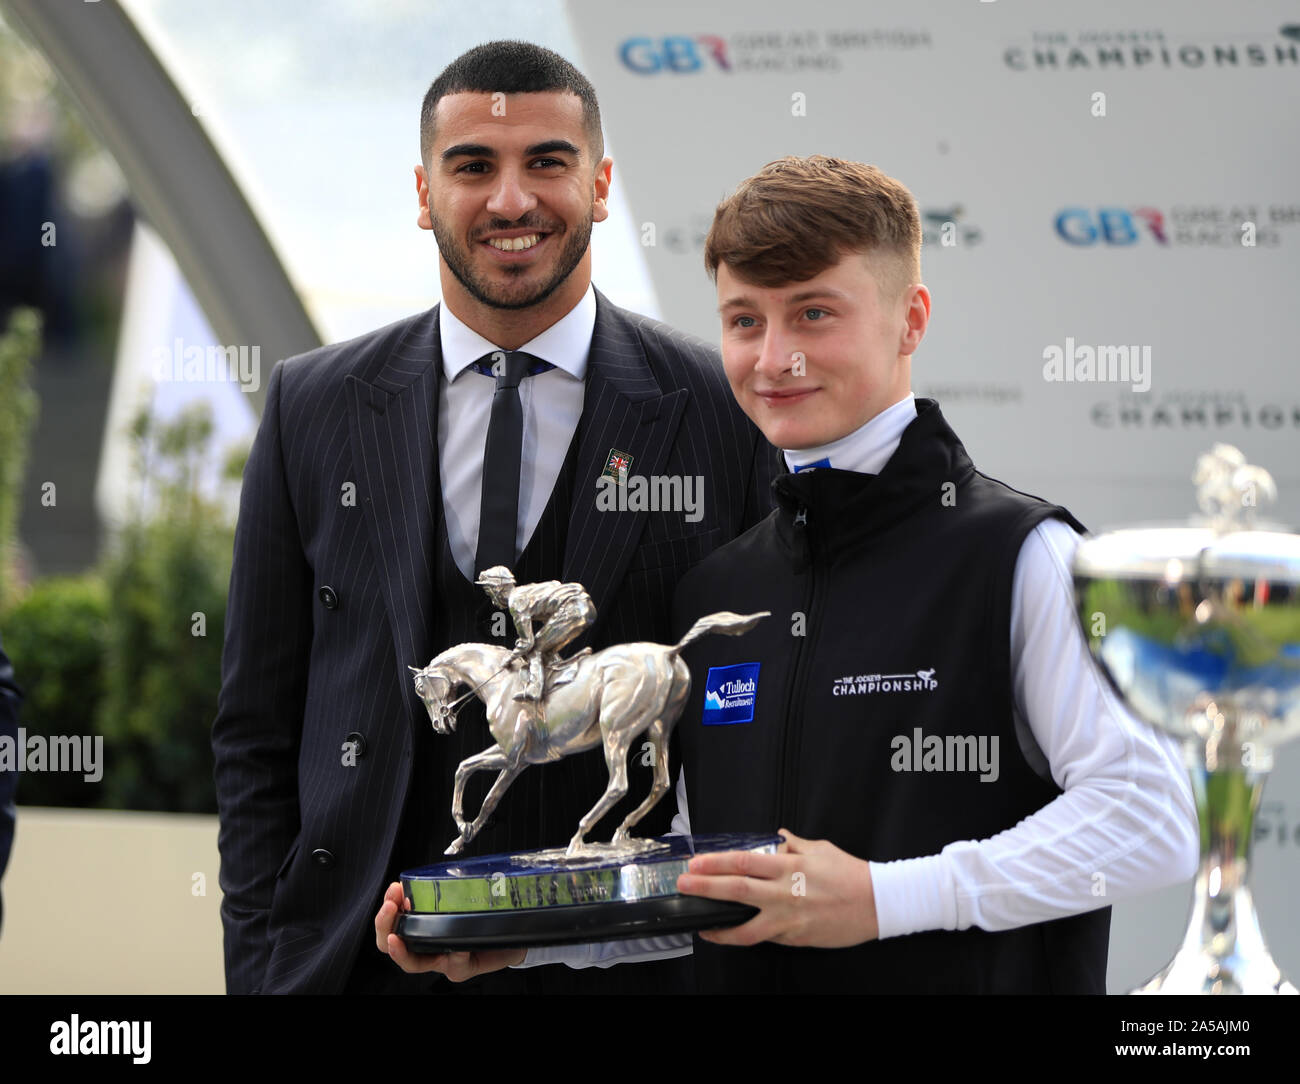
344,731,366,758
311,848,335,869
319,585,339,610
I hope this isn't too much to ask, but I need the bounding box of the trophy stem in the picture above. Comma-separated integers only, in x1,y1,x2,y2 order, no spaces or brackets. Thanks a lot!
1134,745,1296,994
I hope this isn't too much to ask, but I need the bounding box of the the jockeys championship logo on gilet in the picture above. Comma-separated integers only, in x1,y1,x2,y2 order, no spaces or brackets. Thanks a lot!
832,668,938,695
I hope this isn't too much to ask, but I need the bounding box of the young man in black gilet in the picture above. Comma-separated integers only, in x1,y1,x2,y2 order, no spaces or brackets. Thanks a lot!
665,155,1198,993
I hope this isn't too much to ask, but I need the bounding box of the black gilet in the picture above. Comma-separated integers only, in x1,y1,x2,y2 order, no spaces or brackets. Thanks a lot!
674,398,1111,994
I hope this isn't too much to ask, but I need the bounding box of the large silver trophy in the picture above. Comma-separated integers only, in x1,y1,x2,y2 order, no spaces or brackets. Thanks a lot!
395,569,775,951
1073,444,1300,994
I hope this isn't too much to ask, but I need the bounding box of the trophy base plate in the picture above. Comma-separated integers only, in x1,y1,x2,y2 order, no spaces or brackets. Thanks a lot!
396,894,758,952
397,831,781,953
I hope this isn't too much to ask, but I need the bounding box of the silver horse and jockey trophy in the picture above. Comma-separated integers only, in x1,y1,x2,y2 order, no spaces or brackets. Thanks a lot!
396,566,775,951
1074,444,1300,994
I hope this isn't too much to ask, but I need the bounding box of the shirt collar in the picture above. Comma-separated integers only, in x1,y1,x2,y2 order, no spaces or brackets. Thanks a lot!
770,398,979,547
438,283,595,382
782,392,918,475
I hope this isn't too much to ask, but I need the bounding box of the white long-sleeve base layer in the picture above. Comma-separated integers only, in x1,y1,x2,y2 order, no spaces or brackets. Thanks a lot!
514,516,1200,969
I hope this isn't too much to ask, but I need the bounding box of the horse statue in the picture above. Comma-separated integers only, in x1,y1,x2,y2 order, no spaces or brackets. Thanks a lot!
1193,442,1276,528
410,610,768,858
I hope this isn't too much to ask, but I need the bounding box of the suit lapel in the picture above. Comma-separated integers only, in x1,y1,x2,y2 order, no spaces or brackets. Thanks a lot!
563,289,688,640
345,291,690,695
346,306,441,722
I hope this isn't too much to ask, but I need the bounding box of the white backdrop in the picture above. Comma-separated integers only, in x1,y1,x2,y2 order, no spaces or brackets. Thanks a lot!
565,0,1300,992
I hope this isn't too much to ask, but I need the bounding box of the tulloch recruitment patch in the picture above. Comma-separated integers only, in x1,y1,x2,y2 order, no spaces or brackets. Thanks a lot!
702,662,760,725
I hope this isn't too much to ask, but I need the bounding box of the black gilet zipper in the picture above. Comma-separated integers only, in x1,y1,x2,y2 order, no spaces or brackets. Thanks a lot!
776,504,820,827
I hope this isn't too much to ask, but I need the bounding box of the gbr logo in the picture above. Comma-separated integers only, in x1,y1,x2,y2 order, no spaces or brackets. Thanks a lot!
619,36,731,74
1056,207,1168,245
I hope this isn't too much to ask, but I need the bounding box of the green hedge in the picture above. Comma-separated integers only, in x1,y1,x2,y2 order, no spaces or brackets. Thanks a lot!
1,575,108,808
95,506,231,812
0,308,41,612
2,402,240,812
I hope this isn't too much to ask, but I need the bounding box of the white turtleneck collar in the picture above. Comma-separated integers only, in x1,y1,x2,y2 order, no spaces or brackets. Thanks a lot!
782,393,918,476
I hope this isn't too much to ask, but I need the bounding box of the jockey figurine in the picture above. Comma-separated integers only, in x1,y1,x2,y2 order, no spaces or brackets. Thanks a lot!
474,567,597,703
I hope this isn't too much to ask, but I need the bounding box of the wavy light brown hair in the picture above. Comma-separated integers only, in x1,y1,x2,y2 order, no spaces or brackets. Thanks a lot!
704,156,922,305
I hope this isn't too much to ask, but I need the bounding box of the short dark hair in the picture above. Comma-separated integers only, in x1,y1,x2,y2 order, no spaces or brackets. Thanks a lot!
420,40,604,172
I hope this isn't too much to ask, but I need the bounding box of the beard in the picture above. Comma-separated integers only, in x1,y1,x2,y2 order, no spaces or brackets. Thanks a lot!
431,208,593,311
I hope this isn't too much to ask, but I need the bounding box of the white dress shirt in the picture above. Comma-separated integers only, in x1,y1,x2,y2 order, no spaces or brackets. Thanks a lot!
517,392,1198,968
437,285,593,580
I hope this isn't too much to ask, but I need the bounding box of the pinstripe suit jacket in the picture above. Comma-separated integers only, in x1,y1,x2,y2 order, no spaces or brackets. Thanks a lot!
212,287,780,993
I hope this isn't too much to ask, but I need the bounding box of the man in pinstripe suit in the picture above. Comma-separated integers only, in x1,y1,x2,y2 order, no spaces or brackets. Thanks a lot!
212,41,779,994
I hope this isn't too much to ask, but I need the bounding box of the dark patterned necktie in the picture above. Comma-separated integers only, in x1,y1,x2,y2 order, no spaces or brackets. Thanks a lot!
471,350,555,577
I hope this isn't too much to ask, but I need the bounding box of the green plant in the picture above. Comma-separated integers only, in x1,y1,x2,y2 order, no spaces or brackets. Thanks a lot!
0,574,108,808
3,397,244,812
3,390,244,812
94,403,237,812
0,307,42,611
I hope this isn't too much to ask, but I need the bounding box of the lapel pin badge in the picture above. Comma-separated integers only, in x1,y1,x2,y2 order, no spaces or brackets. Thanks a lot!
601,448,634,487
